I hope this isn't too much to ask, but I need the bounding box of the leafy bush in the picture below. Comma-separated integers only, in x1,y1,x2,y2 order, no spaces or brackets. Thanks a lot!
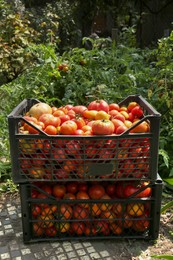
0,0,40,85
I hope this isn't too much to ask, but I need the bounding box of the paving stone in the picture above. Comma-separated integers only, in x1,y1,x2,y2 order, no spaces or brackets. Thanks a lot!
100,250,111,258
90,252,101,259
0,246,8,254
10,250,21,258
86,247,96,254
77,248,87,256
0,252,11,259
21,248,31,255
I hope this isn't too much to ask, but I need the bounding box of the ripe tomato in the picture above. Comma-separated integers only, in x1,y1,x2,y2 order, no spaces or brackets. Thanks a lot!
52,184,66,198
126,203,145,217
71,222,85,235
88,184,105,199
66,182,78,194
124,182,151,198
53,109,65,117
88,100,109,113
60,120,77,135
44,125,58,135
99,194,112,211
60,204,73,219
45,226,57,237
65,140,81,156
72,105,87,114
100,210,115,223
63,193,76,200
84,224,97,236
38,214,54,228
41,184,52,195
58,222,70,233
33,223,44,236
52,148,66,162
23,122,43,134
106,183,116,197
28,102,52,119
131,105,144,118
73,205,89,220
110,223,123,235
96,220,110,235
91,203,102,216
109,103,120,111
59,114,70,124
92,120,115,135
29,167,45,179
132,212,150,231
95,111,110,120
76,191,90,208
32,205,41,217
82,110,98,120
112,203,123,215
78,182,88,192
39,113,61,127
72,117,86,129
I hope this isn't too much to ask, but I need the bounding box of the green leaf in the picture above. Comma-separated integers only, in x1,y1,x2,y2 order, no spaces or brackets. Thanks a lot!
159,149,169,168
161,200,173,213
151,255,173,260
163,178,173,186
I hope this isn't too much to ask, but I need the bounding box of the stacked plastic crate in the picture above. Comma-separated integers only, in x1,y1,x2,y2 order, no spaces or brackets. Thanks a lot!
8,95,162,243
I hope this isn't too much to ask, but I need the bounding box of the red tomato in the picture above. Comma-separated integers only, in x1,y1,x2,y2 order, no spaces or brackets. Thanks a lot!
109,103,120,111
52,184,66,198
92,120,114,135
67,110,76,119
124,182,151,198
73,205,89,219
54,169,70,179
71,222,85,235
88,100,109,113
106,183,116,197
39,113,61,127
44,125,58,135
60,120,77,135
78,182,88,192
96,221,110,235
41,184,52,195
53,109,65,117
45,226,57,237
72,105,87,114
52,148,66,162
59,114,70,124
131,105,144,118
65,140,80,156
66,182,78,194
60,204,73,219
88,184,105,199
76,191,90,208
23,122,43,134
32,205,41,217
72,117,86,129
65,104,74,110
74,129,84,135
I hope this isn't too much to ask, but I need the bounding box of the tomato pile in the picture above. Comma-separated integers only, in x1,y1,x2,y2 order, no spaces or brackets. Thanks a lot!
18,99,151,181
20,99,150,136
31,181,151,237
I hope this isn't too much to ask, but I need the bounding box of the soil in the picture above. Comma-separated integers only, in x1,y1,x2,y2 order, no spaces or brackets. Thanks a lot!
0,191,173,260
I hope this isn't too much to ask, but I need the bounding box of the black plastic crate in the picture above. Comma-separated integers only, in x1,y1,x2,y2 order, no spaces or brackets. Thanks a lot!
8,95,161,183
19,176,163,243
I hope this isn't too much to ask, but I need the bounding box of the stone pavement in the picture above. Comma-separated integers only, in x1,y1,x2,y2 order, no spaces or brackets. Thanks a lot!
0,193,157,260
